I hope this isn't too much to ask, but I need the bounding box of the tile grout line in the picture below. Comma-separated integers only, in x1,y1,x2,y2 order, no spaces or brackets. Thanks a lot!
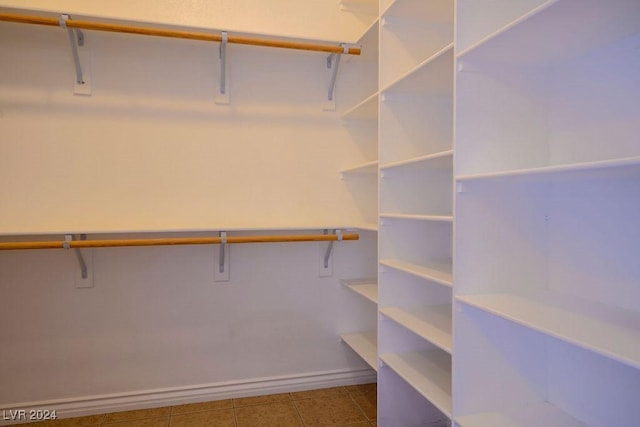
232,405,237,427
346,389,373,423
290,392,307,427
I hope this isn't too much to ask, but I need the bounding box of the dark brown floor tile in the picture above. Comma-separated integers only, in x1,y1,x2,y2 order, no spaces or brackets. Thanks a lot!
31,414,104,426
344,383,377,396
103,408,170,423
169,409,234,427
350,389,377,420
294,395,368,426
235,402,302,427
102,417,168,427
171,399,232,415
234,393,291,407
290,386,347,400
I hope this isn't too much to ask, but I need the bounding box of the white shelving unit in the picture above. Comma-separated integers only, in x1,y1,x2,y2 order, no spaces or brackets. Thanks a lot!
454,1,640,426
380,351,452,419
340,331,378,372
378,0,454,425
339,14,379,231
380,305,452,354
340,278,379,371
379,259,452,290
342,278,378,304
334,1,380,383
379,0,453,89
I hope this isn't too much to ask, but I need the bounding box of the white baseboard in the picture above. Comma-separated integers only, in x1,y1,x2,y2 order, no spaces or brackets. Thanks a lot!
0,368,376,425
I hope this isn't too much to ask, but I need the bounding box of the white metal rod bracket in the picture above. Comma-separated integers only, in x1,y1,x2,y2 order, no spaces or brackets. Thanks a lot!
72,234,88,279
215,231,230,282
323,229,334,269
327,50,342,101
323,46,346,111
215,31,230,104
219,231,227,273
65,234,94,287
319,229,342,276
60,14,91,95
60,15,83,84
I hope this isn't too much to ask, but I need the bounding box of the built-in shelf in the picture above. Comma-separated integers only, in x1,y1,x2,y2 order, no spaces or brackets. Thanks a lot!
379,259,452,288
381,44,453,95
381,150,453,170
342,92,379,120
378,1,455,425
453,1,640,425
456,0,554,59
341,279,378,304
341,331,378,372
456,156,640,183
380,350,452,418
340,160,379,175
380,214,453,223
455,0,549,54
456,402,587,427
457,0,640,66
380,305,452,353
456,291,640,370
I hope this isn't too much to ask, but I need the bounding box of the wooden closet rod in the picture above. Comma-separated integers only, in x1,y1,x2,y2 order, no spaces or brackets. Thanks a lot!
0,233,360,251
0,12,361,55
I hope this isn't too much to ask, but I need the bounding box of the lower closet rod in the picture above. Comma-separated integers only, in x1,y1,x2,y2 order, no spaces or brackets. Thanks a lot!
0,233,359,251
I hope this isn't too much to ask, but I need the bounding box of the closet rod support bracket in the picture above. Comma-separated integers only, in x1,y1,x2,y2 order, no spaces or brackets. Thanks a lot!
215,31,230,104
320,229,342,276
215,231,230,282
323,45,346,111
60,14,92,95
66,234,94,287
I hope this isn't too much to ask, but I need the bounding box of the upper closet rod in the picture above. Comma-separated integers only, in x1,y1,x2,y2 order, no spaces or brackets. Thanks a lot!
0,233,359,251
0,12,361,55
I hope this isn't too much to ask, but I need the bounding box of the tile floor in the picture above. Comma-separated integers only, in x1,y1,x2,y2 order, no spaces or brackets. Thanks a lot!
22,383,377,427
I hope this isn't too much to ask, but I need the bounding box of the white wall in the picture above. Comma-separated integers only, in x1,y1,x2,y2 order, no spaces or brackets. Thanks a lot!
0,3,377,413
0,18,368,234
0,231,378,406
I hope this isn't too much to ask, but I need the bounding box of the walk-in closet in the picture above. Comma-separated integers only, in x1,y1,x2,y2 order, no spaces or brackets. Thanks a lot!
1,1,638,426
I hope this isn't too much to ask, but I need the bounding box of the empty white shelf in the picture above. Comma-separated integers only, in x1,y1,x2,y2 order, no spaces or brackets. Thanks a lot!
341,279,378,304
341,331,378,372
457,0,556,59
456,291,640,370
380,350,452,418
379,259,453,288
458,0,640,66
456,156,640,183
340,160,379,174
456,402,587,427
381,150,453,170
456,0,550,54
342,92,379,120
380,214,453,223
381,44,453,95
380,305,452,353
